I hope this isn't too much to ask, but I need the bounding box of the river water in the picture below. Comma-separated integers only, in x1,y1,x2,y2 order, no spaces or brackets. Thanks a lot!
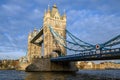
0,70,120,80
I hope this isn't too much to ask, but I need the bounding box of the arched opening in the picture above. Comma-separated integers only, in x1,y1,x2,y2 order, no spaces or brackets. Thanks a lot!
53,50,61,56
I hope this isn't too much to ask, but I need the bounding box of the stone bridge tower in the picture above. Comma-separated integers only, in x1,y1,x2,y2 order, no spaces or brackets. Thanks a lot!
26,5,77,72
27,28,41,62
43,4,66,57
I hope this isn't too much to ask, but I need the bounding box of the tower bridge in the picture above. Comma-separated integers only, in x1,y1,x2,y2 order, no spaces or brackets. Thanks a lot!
26,4,120,71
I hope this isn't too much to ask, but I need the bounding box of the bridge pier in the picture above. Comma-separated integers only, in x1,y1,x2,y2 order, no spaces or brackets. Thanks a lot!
25,58,78,72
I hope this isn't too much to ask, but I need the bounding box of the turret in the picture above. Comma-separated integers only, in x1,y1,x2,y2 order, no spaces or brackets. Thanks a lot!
43,4,67,57
30,27,38,38
44,5,51,20
51,4,60,17
63,9,66,21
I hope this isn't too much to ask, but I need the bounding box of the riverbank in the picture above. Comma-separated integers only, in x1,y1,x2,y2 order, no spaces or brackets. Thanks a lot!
0,68,15,70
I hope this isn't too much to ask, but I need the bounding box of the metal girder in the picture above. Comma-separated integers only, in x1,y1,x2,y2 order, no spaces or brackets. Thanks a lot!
49,25,120,62
34,39,43,46
51,48,120,62
31,28,43,43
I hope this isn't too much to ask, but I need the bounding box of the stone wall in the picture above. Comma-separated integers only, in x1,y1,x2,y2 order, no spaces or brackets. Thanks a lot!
17,62,30,70
26,58,78,71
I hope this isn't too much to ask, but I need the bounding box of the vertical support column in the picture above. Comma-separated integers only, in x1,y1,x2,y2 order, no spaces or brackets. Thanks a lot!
43,5,66,58
27,30,42,63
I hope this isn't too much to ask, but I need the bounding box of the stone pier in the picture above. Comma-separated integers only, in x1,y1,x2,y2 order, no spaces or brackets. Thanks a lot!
25,58,78,72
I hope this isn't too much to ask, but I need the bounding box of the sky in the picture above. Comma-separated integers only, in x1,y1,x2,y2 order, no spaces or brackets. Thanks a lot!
0,0,120,60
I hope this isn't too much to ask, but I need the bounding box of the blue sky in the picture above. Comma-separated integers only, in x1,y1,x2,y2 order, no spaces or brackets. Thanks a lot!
0,0,120,60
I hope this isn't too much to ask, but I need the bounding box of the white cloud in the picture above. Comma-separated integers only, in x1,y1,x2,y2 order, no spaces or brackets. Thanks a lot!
1,4,23,15
67,9,120,44
17,35,27,40
34,0,50,5
27,8,43,20
3,33,16,47
0,0,120,60
0,50,25,60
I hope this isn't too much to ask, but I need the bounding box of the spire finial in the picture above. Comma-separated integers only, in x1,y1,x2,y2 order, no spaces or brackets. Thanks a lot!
53,4,57,8
63,9,66,17
48,4,50,11
64,9,66,14
44,9,46,14
34,27,37,31
45,9,46,13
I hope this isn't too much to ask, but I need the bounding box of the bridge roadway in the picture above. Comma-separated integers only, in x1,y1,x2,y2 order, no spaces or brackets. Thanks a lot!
50,48,120,62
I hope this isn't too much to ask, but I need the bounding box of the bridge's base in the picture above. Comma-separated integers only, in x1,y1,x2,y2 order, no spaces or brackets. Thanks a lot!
25,58,78,71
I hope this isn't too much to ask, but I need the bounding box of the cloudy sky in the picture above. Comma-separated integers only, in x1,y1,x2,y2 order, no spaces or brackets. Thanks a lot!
0,0,120,59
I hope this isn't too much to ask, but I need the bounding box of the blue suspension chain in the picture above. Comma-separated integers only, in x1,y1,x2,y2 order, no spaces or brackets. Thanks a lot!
49,26,95,52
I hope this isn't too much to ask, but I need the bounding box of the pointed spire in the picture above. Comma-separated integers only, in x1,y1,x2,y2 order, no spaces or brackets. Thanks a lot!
62,9,66,19
62,9,66,21
51,4,59,17
44,9,46,14
53,4,57,8
64,9,66,14
44,9,46,16
34,27,37,31
33,27,38,36
45,4,51,18
63,9,66,16
47,4,50,12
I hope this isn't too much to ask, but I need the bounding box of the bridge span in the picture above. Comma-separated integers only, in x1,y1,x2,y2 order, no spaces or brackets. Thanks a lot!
51,48,120,62
26,4,120,72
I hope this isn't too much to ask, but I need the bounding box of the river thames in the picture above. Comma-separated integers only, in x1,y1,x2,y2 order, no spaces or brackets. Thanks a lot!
0,70,120,80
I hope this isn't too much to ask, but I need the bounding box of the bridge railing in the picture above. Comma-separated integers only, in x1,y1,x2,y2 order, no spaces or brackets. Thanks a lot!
50,48,120,62
101,48,120,54
54,48,120,58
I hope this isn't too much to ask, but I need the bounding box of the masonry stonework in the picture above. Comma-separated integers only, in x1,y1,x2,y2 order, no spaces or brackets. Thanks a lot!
43,4,66,57
26,4,78,72
26,58,77,71
27,29,41,62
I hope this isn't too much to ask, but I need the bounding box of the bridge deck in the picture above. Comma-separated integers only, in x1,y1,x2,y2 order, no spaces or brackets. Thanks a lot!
51,48,120,62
